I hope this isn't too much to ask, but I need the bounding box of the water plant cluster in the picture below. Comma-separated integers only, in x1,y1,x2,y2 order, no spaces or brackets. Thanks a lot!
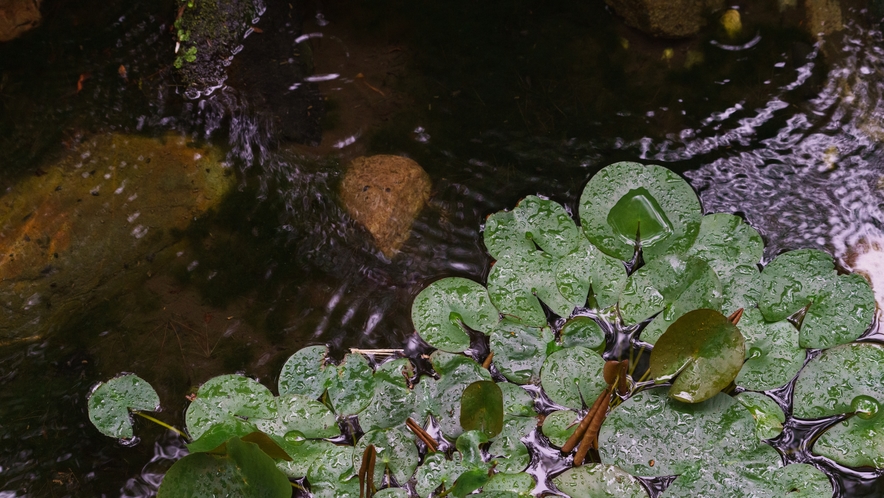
87,162,879,497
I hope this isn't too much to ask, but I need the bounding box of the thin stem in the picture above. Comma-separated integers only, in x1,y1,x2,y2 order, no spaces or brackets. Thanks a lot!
132,411,189,441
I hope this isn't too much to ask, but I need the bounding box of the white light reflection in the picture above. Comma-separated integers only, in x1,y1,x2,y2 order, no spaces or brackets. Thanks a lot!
305,73,340,82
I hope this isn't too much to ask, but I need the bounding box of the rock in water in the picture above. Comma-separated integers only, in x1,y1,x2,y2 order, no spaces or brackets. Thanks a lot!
340,155,431,258
0,0,42,42
0,133,235,342
604,0,724,38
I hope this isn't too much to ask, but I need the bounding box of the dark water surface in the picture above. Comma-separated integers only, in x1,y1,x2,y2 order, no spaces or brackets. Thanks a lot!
1,0,884,496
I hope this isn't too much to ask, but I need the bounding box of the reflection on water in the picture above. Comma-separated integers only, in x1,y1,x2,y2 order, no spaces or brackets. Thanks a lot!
1,0,884,495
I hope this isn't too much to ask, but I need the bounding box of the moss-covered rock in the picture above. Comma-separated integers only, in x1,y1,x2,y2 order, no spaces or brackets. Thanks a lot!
604,0,724,38
0,133,235,342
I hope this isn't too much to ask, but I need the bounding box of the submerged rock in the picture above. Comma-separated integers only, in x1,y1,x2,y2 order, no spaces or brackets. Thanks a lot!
0,133,235,342
0,0,41,42
340,155,431,258
604,0,724,38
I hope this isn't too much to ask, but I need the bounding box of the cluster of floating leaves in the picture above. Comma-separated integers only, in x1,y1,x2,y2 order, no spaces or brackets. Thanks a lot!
87,161,879,497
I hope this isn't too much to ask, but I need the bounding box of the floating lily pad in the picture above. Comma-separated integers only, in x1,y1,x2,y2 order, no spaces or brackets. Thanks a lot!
580,162,701,261
488,416,534,473
412,277,500,352
554,464,649,498
555,238,628,310
734,308,805,391
303,442,359,498
87,374,160,439
540,346,607,410
619,255,723,345
374,489,410,498
157,436,291,498
278,345,332,399
451,467,492,496
650,309,745,403
735,392,785,441
490,321,556,384
599,388,761,476
414,351,492,437
185,374,276,440
483,196,582,259
541,409,579,448
499,382,536,418
793,342,884,467
187,418,260,454
560,316,605,352
488,250,574,324
414,452,469,497
326,353,375,416
482,472,535,495
457,429,491,467
254,394,340,440
758,249,835,322
353,427,420,486
461,381,504,438
357,359,415,432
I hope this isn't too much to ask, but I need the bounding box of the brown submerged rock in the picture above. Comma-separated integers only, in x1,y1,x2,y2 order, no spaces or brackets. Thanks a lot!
604,0,724,38
0,0,41,42
340,155,431,257
0,133,235,342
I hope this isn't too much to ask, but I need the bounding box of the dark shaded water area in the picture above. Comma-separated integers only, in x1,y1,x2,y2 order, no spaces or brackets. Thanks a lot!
2,0,884,495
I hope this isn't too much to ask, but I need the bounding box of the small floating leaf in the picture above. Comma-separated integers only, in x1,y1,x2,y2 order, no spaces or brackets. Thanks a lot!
414,351,492,438
555,238,628,310
619,255,723,345
499,382,536,418
278,345,332,399
650,309,745,403
412,277,500,352
734,308,805,391
490,321,556,384
483,195,581,259
799,272,876,349
254,394,340,440
357,358,415,431
461,380,504,438
414,452,468,497
735,392,785,441
488,250,574,323
758,249,834,322
553,464,649,498
813,415,884,468
542,409,579,448
559,316,605,352
540,346,607,410
185,374,276,440
353,427,420,486
326,353,375,416
580,162,701,261
88,374,160,439
157,436,291,498
488,416,534,473
482,472,535,495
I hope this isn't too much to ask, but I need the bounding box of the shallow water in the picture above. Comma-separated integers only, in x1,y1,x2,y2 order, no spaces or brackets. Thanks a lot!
1,0,884,496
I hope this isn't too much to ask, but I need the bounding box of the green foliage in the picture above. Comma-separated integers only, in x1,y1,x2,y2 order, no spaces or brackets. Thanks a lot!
87,161,880,497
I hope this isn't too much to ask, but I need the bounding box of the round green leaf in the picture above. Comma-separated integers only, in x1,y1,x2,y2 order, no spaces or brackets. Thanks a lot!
278,345,332,399
353,427,420,486
758,249,835,322
793,343,884,419
482,472,535,495
461,380,504,438
490,321,556,384
560,316,605,352
357,358,415,432
456,429,491,467
157,436,291,498
488,250,574,323
686,213,763,270
799,272,876,349
374,489,409,498
483,195,582,259
185,374,276,440
413,351,492,437
734,308,805,391
619,255,723,345
813,415,884,468
499,382,536,418
488,416,534,473
770,463,834,497
735,391,785,441
414,452,468,497
555,238,628,310
88,374,160,439
254,394,340,440
553,464,649,498
540,346,607,410
650,309,745,403
541,409,579,448
598,388,761,476
275,439,348,479
579,162,701,261
412,277,500,352
326,353,375,416
450,467,492,497
302,442,359,498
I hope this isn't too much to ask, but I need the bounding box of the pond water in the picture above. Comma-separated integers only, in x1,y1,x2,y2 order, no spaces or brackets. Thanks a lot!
1,0,884,496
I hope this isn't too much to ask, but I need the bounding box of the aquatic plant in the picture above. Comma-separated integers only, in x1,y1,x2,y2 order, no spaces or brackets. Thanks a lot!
87,161,878,497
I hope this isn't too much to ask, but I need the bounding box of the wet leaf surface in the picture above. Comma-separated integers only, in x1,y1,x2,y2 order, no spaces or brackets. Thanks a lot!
482,472,535,495
278,345,332,399
734,308,805,391
488,250,574,323
254,394,340,440
553,464,649,498
540,346,607,410
87,373,159,439
619,255,723,345
555,238,628,310
579,162,701,261
490,321,556,384
357,358,415,431
353,427,420,486
326,352,375,416
650,309,745,403
735,391,785,441
483,195,582,259
541,409,579,448
559,316,605,352
184,374,276,440
412,277,500,352
488,416,534,473
461,380,504,438
414,351,492,437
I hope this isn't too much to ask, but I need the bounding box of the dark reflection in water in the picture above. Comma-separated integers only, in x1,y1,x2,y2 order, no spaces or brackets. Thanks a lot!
1,0,884,495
